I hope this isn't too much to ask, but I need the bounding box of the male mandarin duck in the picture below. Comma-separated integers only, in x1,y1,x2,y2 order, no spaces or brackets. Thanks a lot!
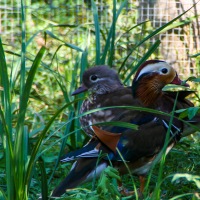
52,60,199,197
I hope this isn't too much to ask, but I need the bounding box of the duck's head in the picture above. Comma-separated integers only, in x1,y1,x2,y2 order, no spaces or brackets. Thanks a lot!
72,65,122,95
132,60,189,106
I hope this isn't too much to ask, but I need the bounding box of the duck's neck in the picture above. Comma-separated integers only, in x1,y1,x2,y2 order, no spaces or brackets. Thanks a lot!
93,83,123,96
132,77,164,107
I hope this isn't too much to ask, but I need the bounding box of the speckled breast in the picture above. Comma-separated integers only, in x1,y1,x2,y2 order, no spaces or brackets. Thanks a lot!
79,96,115,137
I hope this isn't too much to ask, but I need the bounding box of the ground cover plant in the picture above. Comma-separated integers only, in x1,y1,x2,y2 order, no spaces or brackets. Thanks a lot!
0,0,200,199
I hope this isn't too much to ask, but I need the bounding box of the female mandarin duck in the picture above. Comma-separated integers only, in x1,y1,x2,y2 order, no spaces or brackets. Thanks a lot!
52,60,198,197
72,65,136,136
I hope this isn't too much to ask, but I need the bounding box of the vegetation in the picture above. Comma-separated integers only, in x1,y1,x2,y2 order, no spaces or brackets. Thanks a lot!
0,0,199,199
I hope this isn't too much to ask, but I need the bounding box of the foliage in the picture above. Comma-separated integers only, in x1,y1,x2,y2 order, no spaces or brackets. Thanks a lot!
0,0,199,200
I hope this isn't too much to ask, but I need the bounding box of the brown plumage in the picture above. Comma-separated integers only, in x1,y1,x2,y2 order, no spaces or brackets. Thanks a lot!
72,65,135,136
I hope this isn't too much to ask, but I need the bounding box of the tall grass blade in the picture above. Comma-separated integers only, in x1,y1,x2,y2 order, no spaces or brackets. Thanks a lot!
77,106,200,133
75,50,88,145
80,49,88,81
116,148,138,200
169,193,195,200
0,107,13,165
0,189,7,200
45,30,84,52
0,38,14,199
91,0,101,65
5,49,62,78
152,93,179,199
94,121,138,130
47,47,80,178
20,0,26,94
38,158,48,200
50,44,64,67
123,40,161,84
15,1,27,196
66,58,82,148
48,111,75,184
159,15,198,34
26,30,41,47
108,0,116,67
100,0,128,65
115,20,149,44
14,46,46,199
16,46,46,130
24,99,82,193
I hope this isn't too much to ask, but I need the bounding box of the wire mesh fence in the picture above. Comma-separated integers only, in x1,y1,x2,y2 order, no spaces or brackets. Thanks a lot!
0,0,199,76
137,0,200,76
0,0,20,43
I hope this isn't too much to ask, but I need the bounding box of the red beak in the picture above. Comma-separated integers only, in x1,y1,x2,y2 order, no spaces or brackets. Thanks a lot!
171,73,189,87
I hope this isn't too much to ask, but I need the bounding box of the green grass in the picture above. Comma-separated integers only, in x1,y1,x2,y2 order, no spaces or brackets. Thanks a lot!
0,0,200,199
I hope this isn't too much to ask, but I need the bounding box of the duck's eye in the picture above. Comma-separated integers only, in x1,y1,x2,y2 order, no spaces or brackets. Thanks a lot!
90,75,98,82
161,68,168,74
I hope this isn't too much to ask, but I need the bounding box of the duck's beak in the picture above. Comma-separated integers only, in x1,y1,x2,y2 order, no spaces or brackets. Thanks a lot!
171,73,190,87
72,84,88,96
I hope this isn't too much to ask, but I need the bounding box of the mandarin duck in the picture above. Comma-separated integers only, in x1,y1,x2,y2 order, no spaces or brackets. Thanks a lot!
52,60,199,197
72,63,195,137
72,64,193,136
72,65,135,137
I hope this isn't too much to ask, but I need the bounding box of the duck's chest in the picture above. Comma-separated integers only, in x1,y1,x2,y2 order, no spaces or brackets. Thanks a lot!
79,96,116,136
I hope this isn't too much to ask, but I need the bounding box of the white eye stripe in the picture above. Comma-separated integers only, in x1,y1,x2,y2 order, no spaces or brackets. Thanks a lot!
89,76,108,82
136,62,170,81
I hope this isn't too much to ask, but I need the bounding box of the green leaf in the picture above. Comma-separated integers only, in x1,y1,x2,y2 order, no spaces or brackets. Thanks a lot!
187,76,200,83
97,166,121,198
172,173,200,189
45,30,84,52
176,109,188,119
26,30,41,47
190,52,200,58
169,193,196,200
187,107,200,120
159,15,198,34
176,107,200,120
